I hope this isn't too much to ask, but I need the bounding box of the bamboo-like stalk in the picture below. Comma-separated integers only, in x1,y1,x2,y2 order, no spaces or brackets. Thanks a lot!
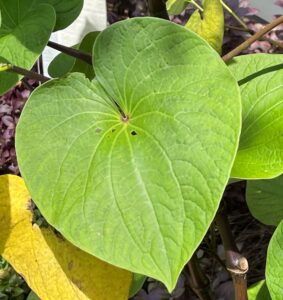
215,212,248,300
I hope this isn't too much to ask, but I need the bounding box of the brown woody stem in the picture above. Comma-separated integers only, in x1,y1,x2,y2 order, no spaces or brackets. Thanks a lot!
187,253,213,300
222,15,283,62
147,0,169,20
225,25,283,50
215,212,248,300
47,41,92,65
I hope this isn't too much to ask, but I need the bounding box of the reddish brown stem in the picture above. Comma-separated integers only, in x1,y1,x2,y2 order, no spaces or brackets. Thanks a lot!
215,212,248,300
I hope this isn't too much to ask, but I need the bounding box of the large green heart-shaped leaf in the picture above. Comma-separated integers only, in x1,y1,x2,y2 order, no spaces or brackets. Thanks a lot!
16,17,241,290
246,175,283,226
228,54,283,179
0,0,56,95
266,220,283,299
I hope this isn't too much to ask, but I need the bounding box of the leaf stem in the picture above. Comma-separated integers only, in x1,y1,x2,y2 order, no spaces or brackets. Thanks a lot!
222,15,283,62
147,0,169,20
225,25,283,50
47,41,92,65
220,0,248,29
187,253,213,300
190,0,203,12
0,64,50,83
215,211,248,300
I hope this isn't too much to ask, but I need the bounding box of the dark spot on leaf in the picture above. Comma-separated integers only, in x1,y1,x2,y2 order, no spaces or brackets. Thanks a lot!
68,260,74,271
131,131,137,136
112,128,116,133
96,128,102,133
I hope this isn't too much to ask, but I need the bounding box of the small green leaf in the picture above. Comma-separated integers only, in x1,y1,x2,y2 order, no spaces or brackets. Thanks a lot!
48,31,98,79
27,291,40,300
186,0,224,53
228,54,283,179
266,220,283,299
48,46,78,78
129,273,146,297
246,175,283,226
166,0,189,14
0,0,56,94
16,17,241,291
248,280,271,300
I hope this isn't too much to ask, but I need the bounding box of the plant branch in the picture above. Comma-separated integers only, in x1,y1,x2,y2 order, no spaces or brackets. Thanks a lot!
0,64,50,83
147,0,169,20
47,41,92,65
222,15,283,62
187,253,213,300
215,211,248,300
225,25,283,50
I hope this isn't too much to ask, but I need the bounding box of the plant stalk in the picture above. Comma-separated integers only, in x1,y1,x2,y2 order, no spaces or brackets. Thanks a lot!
190,0,203,12
147,0,169,20
225,25,283,50
222,15,283,62
215,212,248,300
0,64,50,83
220,0,248,29
187,253,213,300
47,41,92,65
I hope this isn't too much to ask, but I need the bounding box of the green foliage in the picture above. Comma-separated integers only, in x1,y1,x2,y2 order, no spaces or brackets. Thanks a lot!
16,17,241,290
48,31,98,79
228,54,283,179
27,291,40,300
247,280,271,300
186,0,224,53
246,175,283,226
166,0,189,14
0,258,30,300
129,274,147,297
0,1,56,94
266,221,283,299
41,0,83,31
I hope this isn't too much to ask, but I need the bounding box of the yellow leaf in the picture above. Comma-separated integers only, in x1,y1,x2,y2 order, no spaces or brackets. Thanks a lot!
0,175,132,300
186,0,224,54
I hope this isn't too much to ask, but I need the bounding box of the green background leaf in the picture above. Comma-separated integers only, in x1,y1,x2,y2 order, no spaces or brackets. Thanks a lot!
16,18,241,290
48,31,98,79
246,175,283,226
129,273,147,297
42,0,83,31
166,0,188,15
247,280,271,300
228,54,283,179
0,0,56,95
266,220,283,299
